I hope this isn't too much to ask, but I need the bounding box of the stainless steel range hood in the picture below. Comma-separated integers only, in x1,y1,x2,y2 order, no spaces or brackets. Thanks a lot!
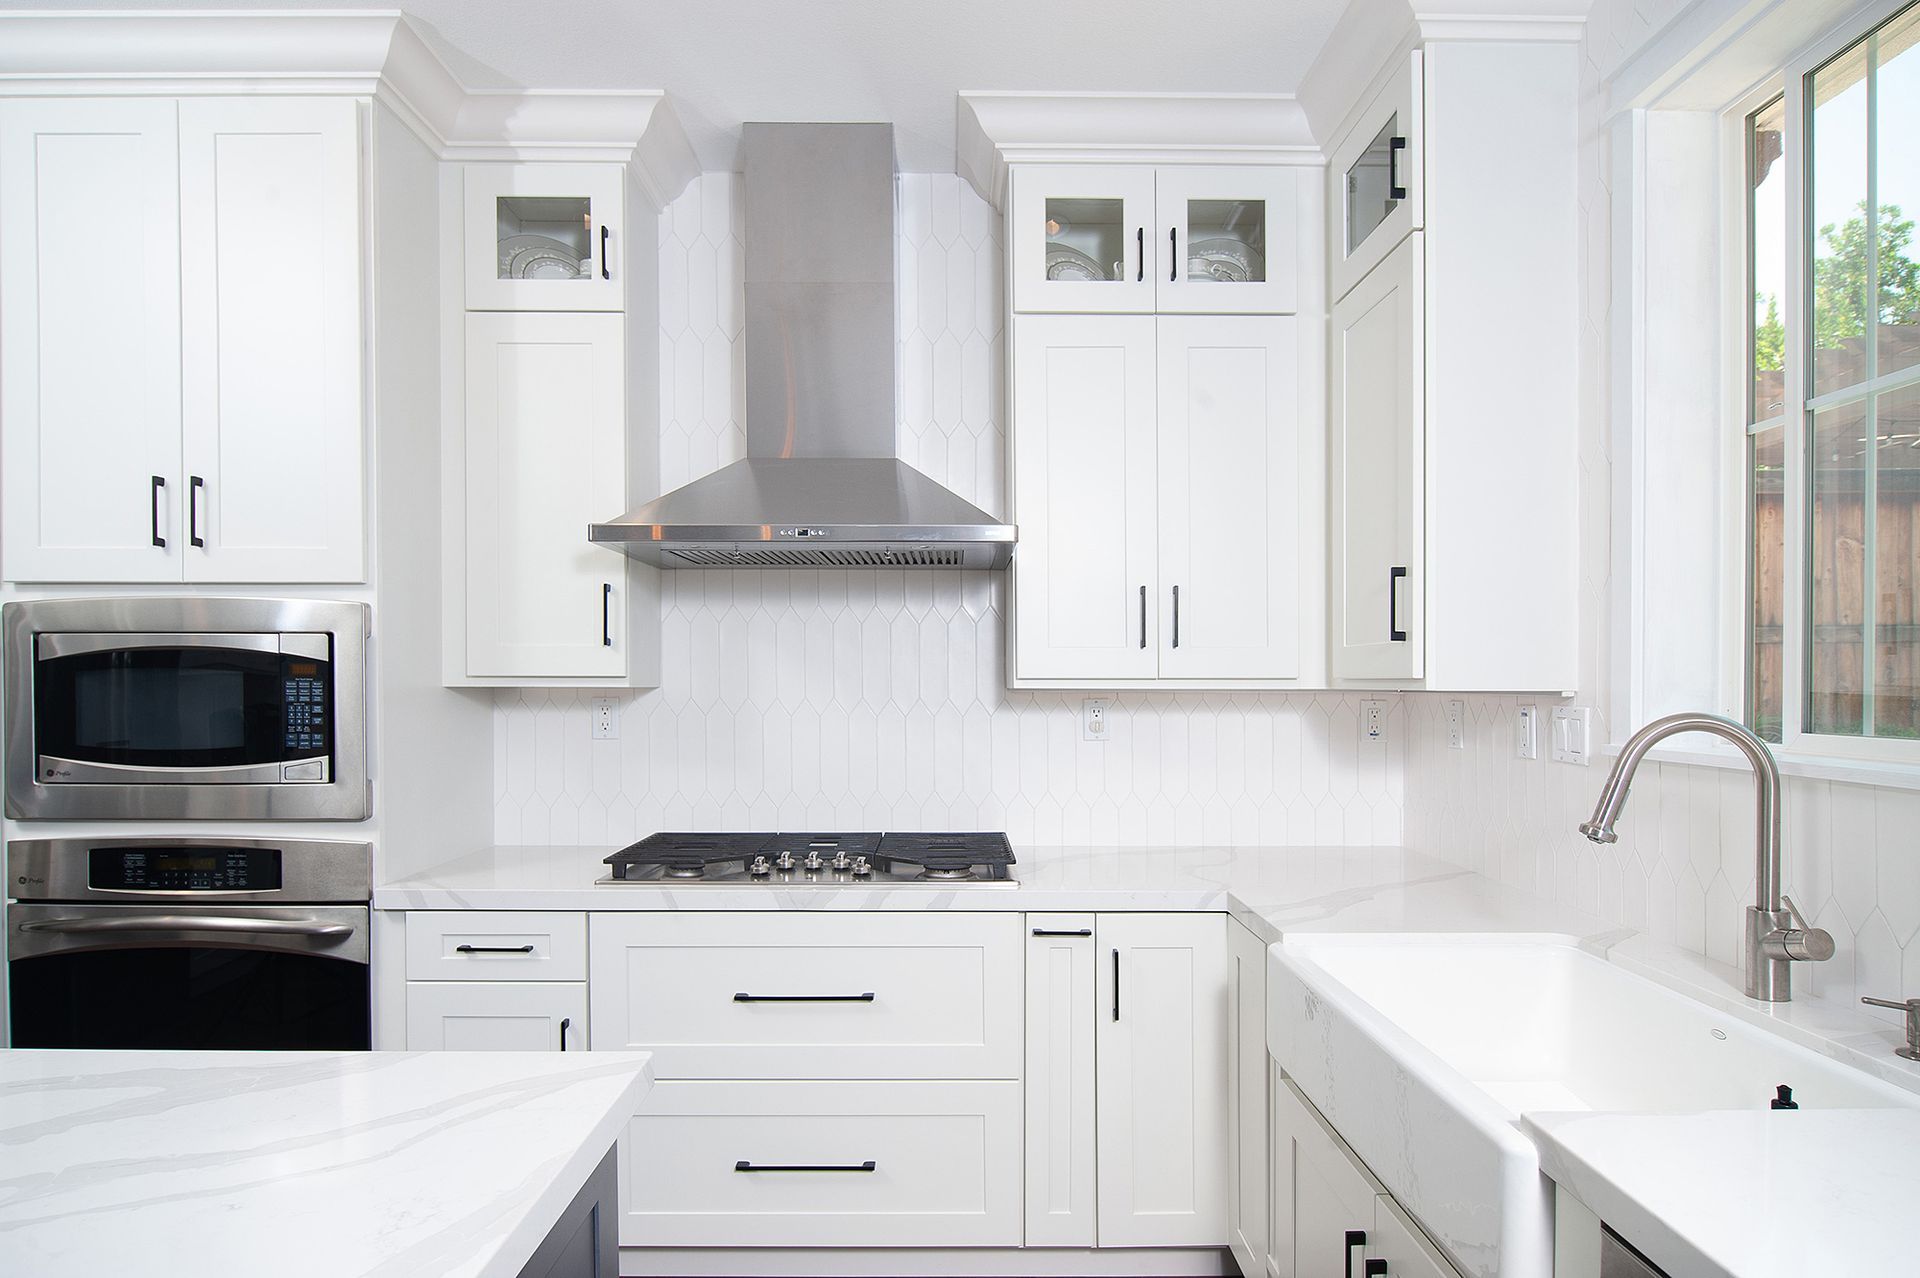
590,123,1015,569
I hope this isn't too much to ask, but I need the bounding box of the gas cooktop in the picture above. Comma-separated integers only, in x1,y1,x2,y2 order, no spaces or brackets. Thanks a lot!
599,832,1016,886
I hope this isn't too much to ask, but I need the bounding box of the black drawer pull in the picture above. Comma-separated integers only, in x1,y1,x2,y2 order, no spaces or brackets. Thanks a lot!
1135,227,1144,282
600,224,610,280
1112,947,1121,1021
735,1160,876,1173
734,992,876,1003
1169,226,1178,282
1365,1262,1387,1278
150,475,166,548
559,1016,571,1051
602,582,613,647
1345,1230,1368,1278
1389,566,1408,642
1032,927,1092,937
455,944,535,954
1388,135,1408,201
188,475,206,547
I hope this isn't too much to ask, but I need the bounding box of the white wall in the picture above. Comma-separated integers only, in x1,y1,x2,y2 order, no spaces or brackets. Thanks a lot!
493,173,1406,846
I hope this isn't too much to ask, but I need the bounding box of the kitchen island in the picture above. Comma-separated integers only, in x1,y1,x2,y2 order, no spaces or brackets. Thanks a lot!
0,1049,651,1277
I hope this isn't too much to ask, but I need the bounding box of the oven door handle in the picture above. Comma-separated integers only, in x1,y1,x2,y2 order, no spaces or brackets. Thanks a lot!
36,632,287,659
18,915,355,939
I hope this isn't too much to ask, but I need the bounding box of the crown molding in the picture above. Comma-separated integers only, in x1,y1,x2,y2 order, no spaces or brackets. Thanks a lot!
956,91,1320,211
0,10,698,208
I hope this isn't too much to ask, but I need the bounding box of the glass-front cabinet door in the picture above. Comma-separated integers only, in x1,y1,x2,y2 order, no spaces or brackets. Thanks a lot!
1010,166,1157,314
1154,168,1299,315
463,163,625,312
1330,51,1423,303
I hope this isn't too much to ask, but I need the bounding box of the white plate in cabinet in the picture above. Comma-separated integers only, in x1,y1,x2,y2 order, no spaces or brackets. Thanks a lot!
405,981,586,1052
1011,165,1158,314
588,912,1022,1078
1330,51,1423,305
622,1079,1022,1248
405,911,587,981
1024,914,1098,1247
1156,167,1299,315
464,163,624,312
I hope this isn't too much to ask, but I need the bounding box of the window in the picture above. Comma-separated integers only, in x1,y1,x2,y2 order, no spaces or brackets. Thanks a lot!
1745,1,1920,749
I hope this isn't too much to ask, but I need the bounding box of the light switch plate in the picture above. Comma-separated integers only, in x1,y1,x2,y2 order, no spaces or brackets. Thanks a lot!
1361,699,1388,744
1516,704,1538,759
1551,706,1591,765
1445,700,1466,749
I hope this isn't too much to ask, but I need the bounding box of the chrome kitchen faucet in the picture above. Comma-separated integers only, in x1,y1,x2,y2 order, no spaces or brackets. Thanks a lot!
1578,712,1833,1002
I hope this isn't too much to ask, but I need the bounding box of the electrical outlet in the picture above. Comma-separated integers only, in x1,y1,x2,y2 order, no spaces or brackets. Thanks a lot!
1551,706,1591,765
1445,700,1466,749
1516,704,1539,760
1082,698,1112,742
1361,699,1388,743
590,697,619,740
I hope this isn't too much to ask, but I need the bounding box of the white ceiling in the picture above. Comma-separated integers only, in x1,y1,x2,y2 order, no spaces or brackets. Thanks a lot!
3,0,1352,170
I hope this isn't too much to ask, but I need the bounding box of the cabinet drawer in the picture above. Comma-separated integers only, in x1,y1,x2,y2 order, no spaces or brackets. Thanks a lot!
589,912,1022,1078
622,1079,1022,1247
405,911,586,981
405,981,586,1052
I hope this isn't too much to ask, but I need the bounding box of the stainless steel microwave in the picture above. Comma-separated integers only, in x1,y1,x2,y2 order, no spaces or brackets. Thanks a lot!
3,598,370,821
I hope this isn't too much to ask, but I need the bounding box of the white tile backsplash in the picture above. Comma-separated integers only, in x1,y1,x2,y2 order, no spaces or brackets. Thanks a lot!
494,173,1406,847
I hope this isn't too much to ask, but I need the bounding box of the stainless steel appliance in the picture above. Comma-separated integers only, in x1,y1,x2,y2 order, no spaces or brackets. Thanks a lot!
589,124,1016,569
6,835,371,1050
3,597,370,820
600,831,1017,886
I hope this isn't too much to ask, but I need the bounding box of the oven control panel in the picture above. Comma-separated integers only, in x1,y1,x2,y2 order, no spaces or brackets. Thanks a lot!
89,846,283,892
282,663,330,755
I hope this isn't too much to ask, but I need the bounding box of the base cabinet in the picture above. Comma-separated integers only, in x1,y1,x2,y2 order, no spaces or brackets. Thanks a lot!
1024,914,1099,1246
404,981,586,1052
1227,919,1270,1275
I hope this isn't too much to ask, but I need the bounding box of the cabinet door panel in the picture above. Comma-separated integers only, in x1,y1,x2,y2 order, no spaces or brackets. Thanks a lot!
464,312,627,678
1331,234,1424,681
405,981,586,1051
1010,165,1157,314
1157,315,1300,679
179,97,364,582
0,99,182,582
1024,913,1098,1246
1330,52,1423,304
1228,920,1271,1275
1271,1076,1377,1278
1011,315,1159,681
464,163,624,312
1155,167,1299,315
1096,912,1228,1247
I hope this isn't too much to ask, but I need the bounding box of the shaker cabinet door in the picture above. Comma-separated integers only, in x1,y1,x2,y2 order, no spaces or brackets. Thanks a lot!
1155,166,1299,315
465,163,625,312
1024,914,1098,1247
178,97,365,583
1330,51,1423,304
1010,165,1158,314
0,98,184,583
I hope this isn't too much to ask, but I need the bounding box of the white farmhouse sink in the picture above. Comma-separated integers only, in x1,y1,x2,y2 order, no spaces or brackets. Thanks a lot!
1267,935,1919,1278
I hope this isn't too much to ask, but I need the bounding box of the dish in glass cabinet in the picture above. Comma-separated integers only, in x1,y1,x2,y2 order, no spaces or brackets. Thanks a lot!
1045,244,1112,282
499,233,587,280
1187,237,1265,284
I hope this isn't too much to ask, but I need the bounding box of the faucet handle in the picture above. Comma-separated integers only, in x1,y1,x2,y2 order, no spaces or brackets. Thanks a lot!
1861,997,1920,1062
1768,895,1836,962
1782,894,1815,931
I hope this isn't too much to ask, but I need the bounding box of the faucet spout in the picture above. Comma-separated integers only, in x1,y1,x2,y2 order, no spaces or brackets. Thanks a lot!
1577,711,1828,1002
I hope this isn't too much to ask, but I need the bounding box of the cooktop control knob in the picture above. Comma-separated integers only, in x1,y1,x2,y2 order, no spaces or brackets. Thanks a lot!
749,856,771,877
850,856,872,877
830,850,852,871
803,850,824,872
774,851,795,872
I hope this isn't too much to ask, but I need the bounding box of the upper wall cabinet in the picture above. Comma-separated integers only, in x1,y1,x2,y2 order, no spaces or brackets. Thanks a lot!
0,96,365,584
1012,165,1299,315
464,163,625,311
1330,52,1423,304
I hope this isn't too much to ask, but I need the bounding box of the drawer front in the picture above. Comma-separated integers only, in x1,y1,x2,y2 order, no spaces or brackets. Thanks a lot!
588,912,1022,1078
404,981,586,1052
406,911,587,981
622,1079,1022,1247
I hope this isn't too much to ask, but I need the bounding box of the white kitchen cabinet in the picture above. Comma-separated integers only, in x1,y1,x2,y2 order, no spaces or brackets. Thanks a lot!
1330,52,1423,304
1011,165,1158,314
1024,914,1098,1247
404,910,588,982
1156,167,1299,315
1227,919,1270,1278
462,311,630,679
1010,315,1160,681
464,163,625,312
0,95,363,584
1157,315,1300,679
404,981,586,1052
1331,233,1424,681
1096,912,1228,1248
178,97,364,583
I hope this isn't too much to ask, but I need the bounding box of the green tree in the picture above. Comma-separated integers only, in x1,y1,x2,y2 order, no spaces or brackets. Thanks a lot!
1813,200,1920,352
1754,292,1785,372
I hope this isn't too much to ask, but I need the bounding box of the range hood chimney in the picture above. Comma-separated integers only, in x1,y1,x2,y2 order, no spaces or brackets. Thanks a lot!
590,122,1015,569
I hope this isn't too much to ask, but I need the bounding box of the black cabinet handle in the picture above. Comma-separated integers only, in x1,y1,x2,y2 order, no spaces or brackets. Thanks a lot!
189,475,205,548
455,944,535,954
602,582,613,647
1389,566,1408,642
1032,927,1092,937
1135,227,1144,282
1365,1262,1388,1277
1345,1230,1368,1278
734,992,875,1003
559,1016,571,1050
735,1160,875,1173
1139,585,1147,649
1112,948,1121,1021
150,476,166,548
1172,585,1181,648
1169,226,1178,282
600,225,610,280
1388,136,1408,201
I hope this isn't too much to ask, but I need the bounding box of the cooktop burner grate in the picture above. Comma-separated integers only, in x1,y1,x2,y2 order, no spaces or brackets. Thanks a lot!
601,831,1015,886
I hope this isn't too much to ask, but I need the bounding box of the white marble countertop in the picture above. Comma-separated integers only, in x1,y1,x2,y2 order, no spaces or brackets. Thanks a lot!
0,1049,652,1278
1525,1108,1920,1277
